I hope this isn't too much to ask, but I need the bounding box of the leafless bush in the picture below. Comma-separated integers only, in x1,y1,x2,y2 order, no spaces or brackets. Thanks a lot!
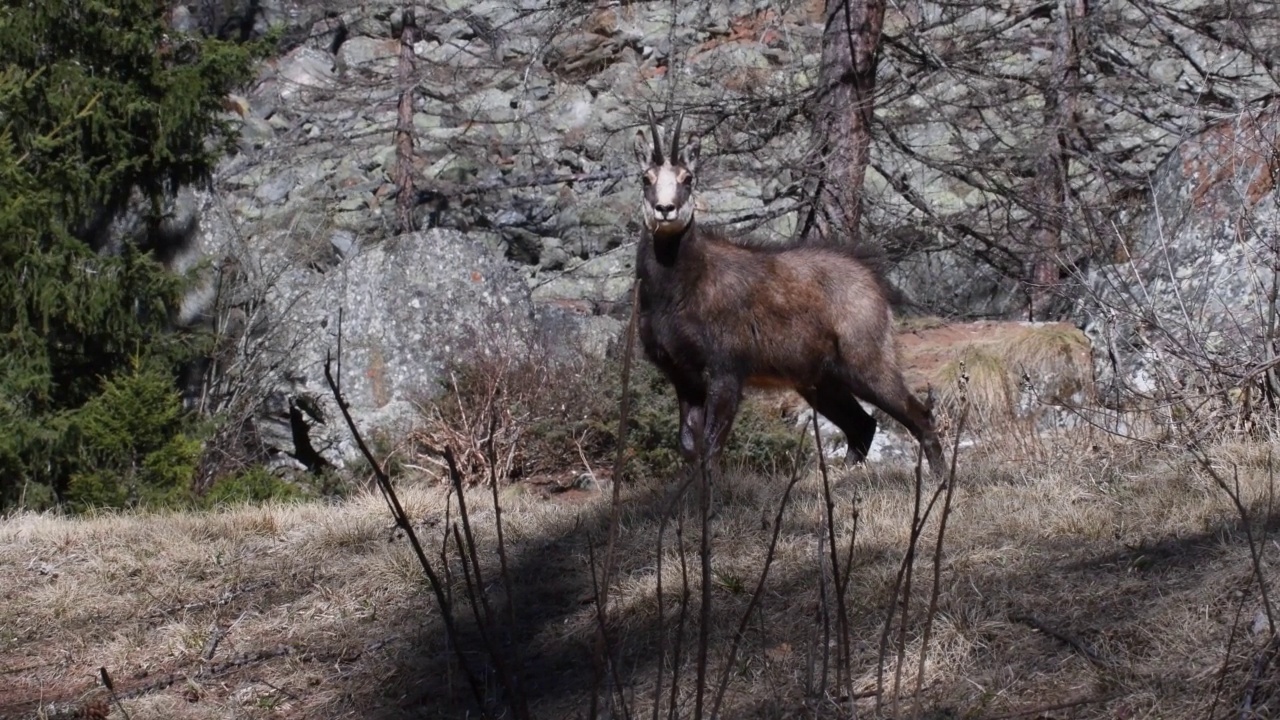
190,235,317,489
410,321,617,486
1078,167,1280,716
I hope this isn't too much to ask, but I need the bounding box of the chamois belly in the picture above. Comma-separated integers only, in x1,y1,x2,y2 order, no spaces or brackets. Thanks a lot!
729,320,835,391
745,374,798,391
639,302,835,393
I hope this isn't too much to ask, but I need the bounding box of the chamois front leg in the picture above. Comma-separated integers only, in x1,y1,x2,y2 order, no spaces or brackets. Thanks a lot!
678,395,704,463
701,374,744,465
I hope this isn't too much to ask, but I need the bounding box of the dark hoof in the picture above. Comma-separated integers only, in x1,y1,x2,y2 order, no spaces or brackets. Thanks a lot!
843,448,869,466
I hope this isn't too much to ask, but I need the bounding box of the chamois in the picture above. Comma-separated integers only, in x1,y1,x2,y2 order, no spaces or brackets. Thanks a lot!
632,111,946,477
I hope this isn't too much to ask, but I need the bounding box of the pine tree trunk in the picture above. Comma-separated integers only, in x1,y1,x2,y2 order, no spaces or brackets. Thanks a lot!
807,0,885,246
394,9,418,235
1028,0,1088,320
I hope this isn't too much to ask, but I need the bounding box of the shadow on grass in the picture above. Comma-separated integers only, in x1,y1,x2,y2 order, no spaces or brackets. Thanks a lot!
334,462,1280,720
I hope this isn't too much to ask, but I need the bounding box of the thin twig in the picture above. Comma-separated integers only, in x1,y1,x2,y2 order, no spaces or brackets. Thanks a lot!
914,402,969,711
814,411,854,700
415,167,631,203
587,541,632,719
1208,582,1251,720
891,449,927,715
322,355,493,716
653,493,669,720
446,445,528,718
669,504,692,720
1188,451,1278,637
711,425,810,717
818,523,832,703
591,280,640,718
878,443,954,714
1009,612,1111,671
484,407,531,719
694,429,713,720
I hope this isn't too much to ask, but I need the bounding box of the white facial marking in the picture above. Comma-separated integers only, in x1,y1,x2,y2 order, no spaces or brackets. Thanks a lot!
654,167,679,212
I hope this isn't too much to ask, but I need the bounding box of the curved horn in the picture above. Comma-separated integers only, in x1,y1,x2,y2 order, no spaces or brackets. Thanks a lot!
646,108,664,165
670,111,684,162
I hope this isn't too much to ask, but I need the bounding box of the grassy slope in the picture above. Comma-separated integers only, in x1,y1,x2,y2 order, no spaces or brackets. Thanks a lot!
2,435,1278,719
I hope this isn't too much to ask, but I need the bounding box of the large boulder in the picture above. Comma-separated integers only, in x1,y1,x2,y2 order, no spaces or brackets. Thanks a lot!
1077,103,1280,406
248,228,537,464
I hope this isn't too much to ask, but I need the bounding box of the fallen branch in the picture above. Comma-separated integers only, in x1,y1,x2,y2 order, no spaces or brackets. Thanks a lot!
99,667,132,720
201,623,226,661
146,580,275,619
1241,634,1280,719
1009,612,1112,671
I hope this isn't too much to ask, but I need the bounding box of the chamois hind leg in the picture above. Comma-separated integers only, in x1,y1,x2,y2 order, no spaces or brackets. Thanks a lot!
844,366,946,478
801,382,878,463
660,389,707,514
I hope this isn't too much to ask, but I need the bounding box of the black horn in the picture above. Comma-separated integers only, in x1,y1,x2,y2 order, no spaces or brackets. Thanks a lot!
670,111,684,161
646,108,664,165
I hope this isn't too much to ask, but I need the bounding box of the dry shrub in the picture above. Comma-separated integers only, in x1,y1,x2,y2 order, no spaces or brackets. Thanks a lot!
933,345,1015,427
412,321,609,485
1000,323,1093,399
411,321,804,486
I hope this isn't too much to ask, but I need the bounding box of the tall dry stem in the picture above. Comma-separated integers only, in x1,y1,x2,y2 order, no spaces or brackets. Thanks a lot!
710,425,810,717
591,282,641,719
913,402,969,714
323,354,495,715
694,433,713,720
814,410,854,705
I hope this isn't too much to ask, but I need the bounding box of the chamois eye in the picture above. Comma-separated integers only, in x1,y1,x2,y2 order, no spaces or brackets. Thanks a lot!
680,173,693,186
642,175,654,186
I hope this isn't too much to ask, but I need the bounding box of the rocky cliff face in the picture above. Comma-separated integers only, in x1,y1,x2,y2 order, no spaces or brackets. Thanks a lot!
142,0,1280,464
1079,105,1280,408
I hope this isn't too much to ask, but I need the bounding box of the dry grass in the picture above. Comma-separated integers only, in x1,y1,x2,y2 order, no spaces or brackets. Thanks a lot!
893,322,1094,452
2,432,1278,719
933,345,1017,425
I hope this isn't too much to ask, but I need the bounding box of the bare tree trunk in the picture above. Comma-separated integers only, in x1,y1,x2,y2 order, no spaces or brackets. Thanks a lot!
805,0,885,246
394,8,418,235
1027,0,1088,320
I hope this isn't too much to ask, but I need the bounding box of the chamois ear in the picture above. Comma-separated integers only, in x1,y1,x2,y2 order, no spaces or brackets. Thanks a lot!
679,137,701,176
633,129,654,170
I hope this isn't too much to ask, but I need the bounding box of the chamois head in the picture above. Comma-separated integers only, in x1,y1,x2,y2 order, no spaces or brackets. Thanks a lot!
633,110,702,236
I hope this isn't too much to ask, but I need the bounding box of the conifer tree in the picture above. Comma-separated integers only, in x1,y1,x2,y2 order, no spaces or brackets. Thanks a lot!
0,0,258,509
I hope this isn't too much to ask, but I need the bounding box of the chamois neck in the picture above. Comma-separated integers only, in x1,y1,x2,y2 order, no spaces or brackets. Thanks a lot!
645,217,699,266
